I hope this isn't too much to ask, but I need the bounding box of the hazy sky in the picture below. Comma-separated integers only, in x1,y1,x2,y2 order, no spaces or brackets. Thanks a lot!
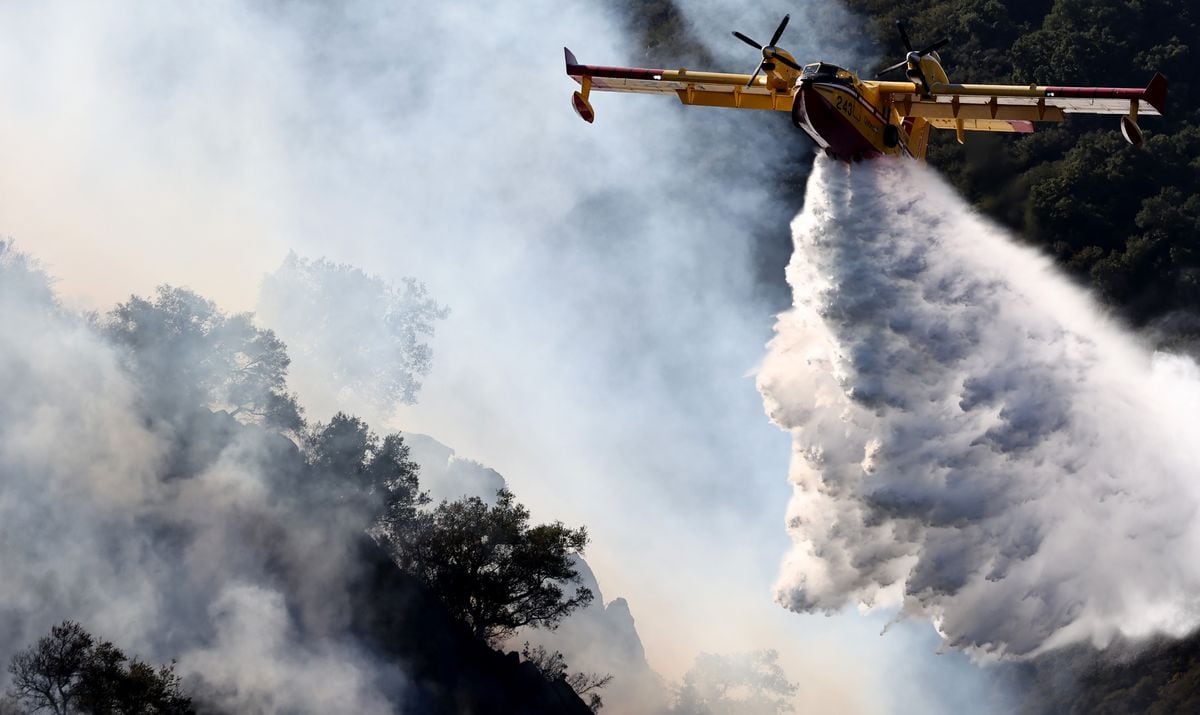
0,2,998,711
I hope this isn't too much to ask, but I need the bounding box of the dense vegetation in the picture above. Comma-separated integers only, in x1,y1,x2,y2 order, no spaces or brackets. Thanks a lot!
7,622,192,715
615,0,1200,711
3,243,807,714
848,0,1200,336
848,2,1200,711
619,0,1199,335
846,1,1200,710
0,243,601,714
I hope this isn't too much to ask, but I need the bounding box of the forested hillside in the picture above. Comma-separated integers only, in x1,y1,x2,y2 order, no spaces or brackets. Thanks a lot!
840,2,1200,711
848,0,1200,336
0,243,599,714
615,1,1200,712
619,0,1198,337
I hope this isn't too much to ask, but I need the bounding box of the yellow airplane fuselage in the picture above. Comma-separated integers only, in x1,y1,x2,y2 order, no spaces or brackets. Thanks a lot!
564,43,1166,161
789,57,947,161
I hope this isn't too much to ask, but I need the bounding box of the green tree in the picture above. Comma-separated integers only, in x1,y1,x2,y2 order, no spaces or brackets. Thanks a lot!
305,412,428,524
6,621,192,715
105,285,302,429
393,489,593,644
844,0,1200,333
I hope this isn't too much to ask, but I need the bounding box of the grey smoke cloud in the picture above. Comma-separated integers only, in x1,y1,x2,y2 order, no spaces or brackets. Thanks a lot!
0,245,400,712
760,157,1200,658
180,585,396,714
673,1,867,70
0,1,1006,712
0,248,169,647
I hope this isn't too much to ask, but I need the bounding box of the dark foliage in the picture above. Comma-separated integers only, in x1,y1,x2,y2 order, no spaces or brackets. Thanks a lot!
0,251,595,714
521,643,613,712
835,0,1200,708
305,412,429,525
344,538,595,715
847,0,1200,332
390,489,594,644
6,621,192,715
617,1,1200,710
992,633,1200,713
105,285,302,430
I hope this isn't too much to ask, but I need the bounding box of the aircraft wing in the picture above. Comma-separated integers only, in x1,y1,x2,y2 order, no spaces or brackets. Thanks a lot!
925,118,1034,133
882,74,1167,124
564,48,796,119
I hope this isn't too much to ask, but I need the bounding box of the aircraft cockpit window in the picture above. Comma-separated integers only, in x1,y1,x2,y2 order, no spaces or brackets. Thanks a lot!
801,63,851,85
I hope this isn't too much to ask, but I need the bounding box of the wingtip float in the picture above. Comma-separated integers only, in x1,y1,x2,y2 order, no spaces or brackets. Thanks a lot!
564,20,1168,161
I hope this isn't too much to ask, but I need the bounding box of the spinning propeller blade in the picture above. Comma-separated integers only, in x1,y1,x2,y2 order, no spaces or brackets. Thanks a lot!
776,54,803,71
918,38,949,55
875,22,949,79
769,14,790,46
732,31,762,50
897,20,914,52
733,14,798,87
875,60,909,78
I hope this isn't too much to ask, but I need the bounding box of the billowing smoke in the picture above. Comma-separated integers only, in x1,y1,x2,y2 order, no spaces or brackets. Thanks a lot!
0,0,1012,711
672,1,866,71
0,242,400,712
759,157,1200,658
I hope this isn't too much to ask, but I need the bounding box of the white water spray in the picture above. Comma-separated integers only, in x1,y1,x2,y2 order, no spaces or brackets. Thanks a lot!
759,157,1200,658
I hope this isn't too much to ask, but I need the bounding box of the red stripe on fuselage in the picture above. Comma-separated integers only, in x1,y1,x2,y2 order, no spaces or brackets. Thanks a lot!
566,64,664,82
798,83,912,159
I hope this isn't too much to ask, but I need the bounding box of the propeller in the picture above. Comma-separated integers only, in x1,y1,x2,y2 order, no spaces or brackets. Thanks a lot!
732,14,804,88
875,20,948,79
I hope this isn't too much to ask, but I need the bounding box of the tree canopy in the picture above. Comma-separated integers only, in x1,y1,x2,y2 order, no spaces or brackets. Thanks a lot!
105,285,302,429
258,254,449,411
669,650,797,715
846,0,1200,332
305,411,428,525
6,621,192,715
391,489,594,644
303,415,595,656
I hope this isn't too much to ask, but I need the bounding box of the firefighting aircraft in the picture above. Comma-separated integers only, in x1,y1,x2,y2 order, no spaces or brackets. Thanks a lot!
564,17,1167,161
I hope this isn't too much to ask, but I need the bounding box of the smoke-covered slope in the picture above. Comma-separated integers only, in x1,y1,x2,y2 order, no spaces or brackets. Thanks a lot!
0,243,592,714
758,157,1200,659
515,557,668,714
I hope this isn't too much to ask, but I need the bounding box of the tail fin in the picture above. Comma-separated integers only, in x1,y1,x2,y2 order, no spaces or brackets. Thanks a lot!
564,47,581,73
1143,72,1168,115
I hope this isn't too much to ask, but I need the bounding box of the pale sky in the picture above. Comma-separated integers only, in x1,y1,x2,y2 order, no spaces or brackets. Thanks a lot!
0,2,997,711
